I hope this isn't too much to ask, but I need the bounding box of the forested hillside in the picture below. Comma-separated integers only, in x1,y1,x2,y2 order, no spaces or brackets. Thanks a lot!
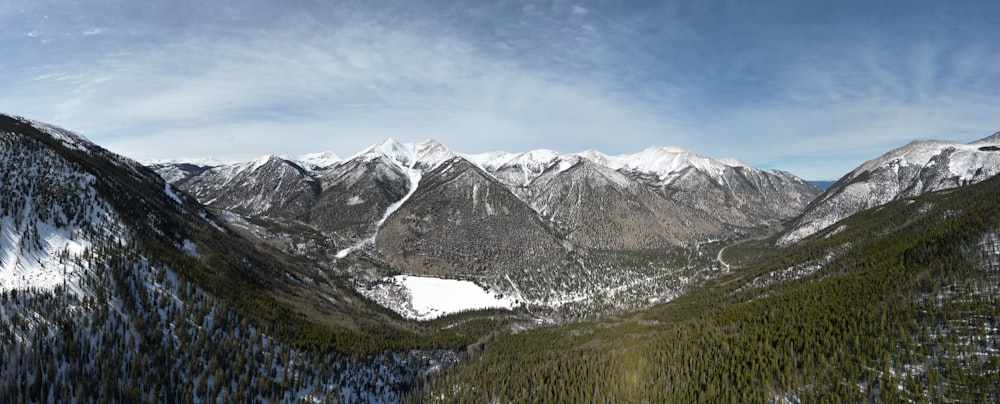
418,173,1000,402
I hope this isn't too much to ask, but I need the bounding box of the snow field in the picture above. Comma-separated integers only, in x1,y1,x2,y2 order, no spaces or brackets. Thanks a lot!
361,275,518,321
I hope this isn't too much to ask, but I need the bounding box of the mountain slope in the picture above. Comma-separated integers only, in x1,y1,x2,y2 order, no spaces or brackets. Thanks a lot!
590,146,820,229
779,132,1000,245
524,157,720,250
175,155,321,219
375,157,569,287
473,146,820,231
419,159,1000,402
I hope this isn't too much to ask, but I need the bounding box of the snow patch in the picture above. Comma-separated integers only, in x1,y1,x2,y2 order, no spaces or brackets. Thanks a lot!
0,217,92,292
22,117,92,152
346,196,365,206
360,276,517,321
181,239,200,258
296,151,340,168
250,154,277,172
335,237,374,259
164,182,183,205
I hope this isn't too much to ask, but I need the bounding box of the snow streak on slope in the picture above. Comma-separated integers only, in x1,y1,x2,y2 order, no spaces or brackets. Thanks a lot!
360,275,518,320
376,166,421,228
333,165,420,259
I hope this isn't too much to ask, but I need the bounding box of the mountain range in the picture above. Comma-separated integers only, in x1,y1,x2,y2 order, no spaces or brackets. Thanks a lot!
152,137,821,313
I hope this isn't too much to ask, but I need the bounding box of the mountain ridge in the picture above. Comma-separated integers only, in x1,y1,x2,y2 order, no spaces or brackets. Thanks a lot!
779,132,1000,245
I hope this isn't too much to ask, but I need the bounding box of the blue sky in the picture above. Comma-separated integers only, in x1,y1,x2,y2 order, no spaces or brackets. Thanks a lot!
2,0,998,179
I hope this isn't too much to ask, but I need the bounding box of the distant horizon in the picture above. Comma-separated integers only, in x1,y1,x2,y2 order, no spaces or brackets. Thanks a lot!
4,0,999,180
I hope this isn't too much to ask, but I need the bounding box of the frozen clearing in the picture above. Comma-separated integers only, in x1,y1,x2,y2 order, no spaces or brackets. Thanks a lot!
361,275,517,321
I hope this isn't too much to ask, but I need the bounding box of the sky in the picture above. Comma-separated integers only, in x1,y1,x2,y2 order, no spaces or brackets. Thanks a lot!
2,0,999,180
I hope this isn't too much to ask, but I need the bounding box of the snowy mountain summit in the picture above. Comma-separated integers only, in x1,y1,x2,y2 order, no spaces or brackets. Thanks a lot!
779,132,1000,245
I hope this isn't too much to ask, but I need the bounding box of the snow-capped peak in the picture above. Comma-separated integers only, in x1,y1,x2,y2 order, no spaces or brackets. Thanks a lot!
779,132,1000,246
577,149,620,168
718,157,750,168
614,146,735,181
147,157,230,167
413,140,457,169
351,138,415,167
344,138,460,171
969,131,1000,146
249,154,282,172
507,149,561,167
463,150,517,170
850,139,964,180
296,151,341,169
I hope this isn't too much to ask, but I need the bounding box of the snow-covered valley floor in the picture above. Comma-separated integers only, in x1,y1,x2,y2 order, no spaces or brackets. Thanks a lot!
360,275,518,321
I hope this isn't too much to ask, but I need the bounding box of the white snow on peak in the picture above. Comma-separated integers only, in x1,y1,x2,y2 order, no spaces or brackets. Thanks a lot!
513,149,561,164
413,139,457,169
248,154,281,172
295,151,340,168
464,144,758,186
969,131,1000,146
353,138,415,167
466,148,583,186
576,146,750,182
577,149,619,168
850,139,992,182
780,134,1000,246
610,146,737,181
20,117,94,152
463,150,516,169
718,157,750,168
347,138,460,172
495,149,563,171
147,157,230,167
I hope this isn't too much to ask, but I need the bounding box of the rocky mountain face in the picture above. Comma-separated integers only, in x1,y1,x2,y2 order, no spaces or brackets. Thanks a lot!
592,147,818,229
376,157,568,281
779,132,1000,245
473,146,820,232
523,157,720,250
169,155,321,219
